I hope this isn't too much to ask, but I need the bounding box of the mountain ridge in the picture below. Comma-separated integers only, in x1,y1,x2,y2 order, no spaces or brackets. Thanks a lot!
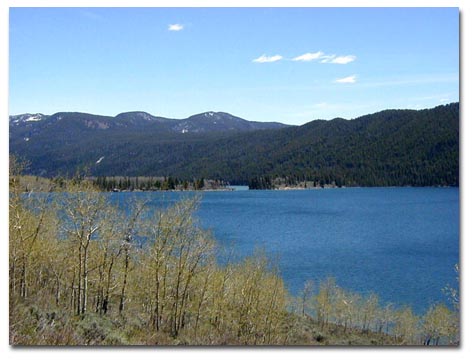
10,110,288,133
9,103,459,187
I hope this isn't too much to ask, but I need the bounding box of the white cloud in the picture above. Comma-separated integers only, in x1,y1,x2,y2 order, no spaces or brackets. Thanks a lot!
292,52,324,62
291,52,356,64
330,55,357,64
320,55,336,63
168,24,184,31
335,75,357,84
252,54,283,63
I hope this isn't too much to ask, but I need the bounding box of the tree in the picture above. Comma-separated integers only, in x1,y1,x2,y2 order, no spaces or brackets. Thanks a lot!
140,197,216,336
315,277,337,328
422,304,457,345
393,307,420,344
9,156,54,300
375,303,395,335
61,180,116,315
360,293,378,333
118,199,148,315
443,263,460,344
333,288,360,332
300,280,314,317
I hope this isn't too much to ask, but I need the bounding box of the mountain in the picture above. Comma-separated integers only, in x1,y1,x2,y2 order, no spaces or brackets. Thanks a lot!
9,103,459,187
9,110,287,137
173,112,287,134
9,113,48,124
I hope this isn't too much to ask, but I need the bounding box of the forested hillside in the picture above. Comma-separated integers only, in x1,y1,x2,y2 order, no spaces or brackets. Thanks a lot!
9,103,459,186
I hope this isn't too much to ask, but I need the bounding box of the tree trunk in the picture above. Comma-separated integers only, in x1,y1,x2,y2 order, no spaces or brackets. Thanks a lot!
118,247,130,315
102,259,114,315
194,269,211,337
81,245,88,315
20,258,27,298
153,265,161,331
77,244,82,316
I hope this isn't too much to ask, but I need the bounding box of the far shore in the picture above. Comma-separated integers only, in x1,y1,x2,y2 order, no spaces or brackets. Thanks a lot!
103,185,457,193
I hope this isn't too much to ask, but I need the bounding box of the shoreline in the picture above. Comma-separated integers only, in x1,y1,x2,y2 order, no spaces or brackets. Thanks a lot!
106,185,458,193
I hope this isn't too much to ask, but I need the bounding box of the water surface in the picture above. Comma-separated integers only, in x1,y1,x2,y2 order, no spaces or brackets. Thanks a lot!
112,187,459,314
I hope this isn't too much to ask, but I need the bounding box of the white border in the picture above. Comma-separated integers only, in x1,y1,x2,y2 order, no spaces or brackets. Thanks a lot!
1,1,471,363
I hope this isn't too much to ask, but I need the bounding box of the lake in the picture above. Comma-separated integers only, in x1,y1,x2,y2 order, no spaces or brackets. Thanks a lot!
112,187,459,315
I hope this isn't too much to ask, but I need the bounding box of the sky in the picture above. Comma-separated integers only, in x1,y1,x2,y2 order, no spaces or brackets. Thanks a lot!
9,7,459,125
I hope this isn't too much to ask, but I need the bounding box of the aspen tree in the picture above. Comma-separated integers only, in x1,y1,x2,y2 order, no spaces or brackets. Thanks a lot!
315,277,337,327
361,293,379,333
118,200,148,315
375,303,395,335
393,307,420,344
301,280,314,317
443,263,460,344
422,304,456,345
61,180,111,315
9,156,52,300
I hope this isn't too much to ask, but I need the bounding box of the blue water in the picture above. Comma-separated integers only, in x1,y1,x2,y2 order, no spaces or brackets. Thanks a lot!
112,188,459,314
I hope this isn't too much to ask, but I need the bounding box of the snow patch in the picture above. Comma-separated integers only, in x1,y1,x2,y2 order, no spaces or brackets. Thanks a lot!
10,113,44,124
26,115,42,122
138,112,151,121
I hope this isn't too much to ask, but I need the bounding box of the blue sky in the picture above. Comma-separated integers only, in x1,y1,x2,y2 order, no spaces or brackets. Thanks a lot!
9,7,459,125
